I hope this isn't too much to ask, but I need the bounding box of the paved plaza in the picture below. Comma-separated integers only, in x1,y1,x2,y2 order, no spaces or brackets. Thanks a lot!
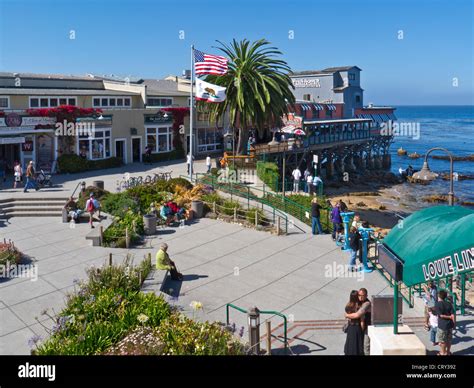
1,162,473,355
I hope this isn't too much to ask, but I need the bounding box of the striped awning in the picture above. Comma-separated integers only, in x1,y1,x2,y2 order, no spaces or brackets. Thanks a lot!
313,103,324,111
327,104,336,111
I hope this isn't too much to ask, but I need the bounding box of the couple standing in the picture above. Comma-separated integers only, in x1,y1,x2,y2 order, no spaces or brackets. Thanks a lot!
344,288,371,356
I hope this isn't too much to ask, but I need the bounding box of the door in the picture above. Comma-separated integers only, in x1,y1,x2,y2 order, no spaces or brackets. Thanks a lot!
132,137,141,162
115,139,126,164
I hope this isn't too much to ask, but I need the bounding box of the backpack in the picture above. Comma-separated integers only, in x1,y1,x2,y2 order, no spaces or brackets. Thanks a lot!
87,199,95,212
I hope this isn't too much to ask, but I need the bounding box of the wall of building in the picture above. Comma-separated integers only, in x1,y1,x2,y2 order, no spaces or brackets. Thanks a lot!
291,74,341,102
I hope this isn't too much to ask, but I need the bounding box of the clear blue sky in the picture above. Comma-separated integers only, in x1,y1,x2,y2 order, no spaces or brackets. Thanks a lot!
0,0,472,105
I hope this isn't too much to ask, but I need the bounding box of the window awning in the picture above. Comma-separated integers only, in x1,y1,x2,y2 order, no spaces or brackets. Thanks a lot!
382,205,474,287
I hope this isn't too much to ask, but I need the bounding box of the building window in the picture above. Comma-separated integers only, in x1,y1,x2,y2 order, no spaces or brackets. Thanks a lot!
0,96,10,108
93,97,131,108
197,128,222,153
78,130,111,160
146,127,173,153
349,73,355,81
303,94,312,101
29,96,76,108
355,95,361,103
147,98,173,107
325,108,332,118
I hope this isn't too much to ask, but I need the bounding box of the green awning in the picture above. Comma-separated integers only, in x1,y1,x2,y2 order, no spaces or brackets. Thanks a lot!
382,205,474,287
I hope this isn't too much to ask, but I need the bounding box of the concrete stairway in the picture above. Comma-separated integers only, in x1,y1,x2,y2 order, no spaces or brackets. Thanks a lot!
0,197,68,218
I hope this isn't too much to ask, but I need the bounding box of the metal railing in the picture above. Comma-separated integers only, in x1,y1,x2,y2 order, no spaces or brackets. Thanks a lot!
183,174,289,234
226,303,288,353
190,173,332,233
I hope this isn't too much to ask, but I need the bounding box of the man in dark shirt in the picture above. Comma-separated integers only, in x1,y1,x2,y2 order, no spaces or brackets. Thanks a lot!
346,287,371,355
311,197,323,235
435,289,455,356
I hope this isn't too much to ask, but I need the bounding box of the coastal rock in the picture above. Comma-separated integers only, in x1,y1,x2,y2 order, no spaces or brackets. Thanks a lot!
408,152,423,159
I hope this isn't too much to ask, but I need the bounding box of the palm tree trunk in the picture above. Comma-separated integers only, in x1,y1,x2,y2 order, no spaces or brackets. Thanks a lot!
236,127,249,155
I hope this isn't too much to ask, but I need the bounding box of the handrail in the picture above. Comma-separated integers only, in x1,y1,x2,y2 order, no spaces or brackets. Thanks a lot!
225,303,288,353
183,174,289,234
70,181,84,202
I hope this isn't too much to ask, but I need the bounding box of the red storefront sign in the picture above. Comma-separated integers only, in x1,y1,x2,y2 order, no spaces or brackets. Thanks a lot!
22,141,33,152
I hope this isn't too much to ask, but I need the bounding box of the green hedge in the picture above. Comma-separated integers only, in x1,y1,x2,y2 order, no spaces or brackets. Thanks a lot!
58,154,122,174
256,161,279,191
143,149,184,163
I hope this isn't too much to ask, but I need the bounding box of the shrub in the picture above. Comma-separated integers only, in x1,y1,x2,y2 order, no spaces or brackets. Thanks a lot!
256,161,279,191
246,207,266,225
166,177,193,191
127,184,172,213
77,186,110,209
220,200,241,216
156,314,245,355
144,149,184,163
103,211,144,247
58,154,122,173
101,192,139,218
0,242,21,266
34,257,172,355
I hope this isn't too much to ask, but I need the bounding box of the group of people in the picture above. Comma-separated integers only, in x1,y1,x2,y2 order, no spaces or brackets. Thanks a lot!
150,201,187,226
423,282,456,356
0,159,38,191
291,167,323,195
65,193,101,228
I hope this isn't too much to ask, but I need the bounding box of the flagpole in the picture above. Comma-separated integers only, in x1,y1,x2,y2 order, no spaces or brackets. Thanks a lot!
189,44,194,180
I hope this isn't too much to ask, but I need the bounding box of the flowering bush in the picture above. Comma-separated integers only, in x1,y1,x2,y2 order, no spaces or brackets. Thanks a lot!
33,256,171,355
0,241,21,266
156,314,245,355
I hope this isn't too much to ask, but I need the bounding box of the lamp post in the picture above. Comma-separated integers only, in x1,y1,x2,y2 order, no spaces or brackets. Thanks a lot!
224,130,235,170
412,147,455,206
248,306,261,355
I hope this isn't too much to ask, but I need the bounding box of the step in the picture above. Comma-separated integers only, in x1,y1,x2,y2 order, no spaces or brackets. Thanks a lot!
1,202,66,208
2,207,63,213
1,212,62,218
0,197,69,203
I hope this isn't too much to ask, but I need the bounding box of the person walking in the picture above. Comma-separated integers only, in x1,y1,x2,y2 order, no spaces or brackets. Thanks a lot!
345,288,372,355
23,161,38,193
344,290,364,355
311,197,323,235
427,301,439,347
186,153,194,175
423,281,438,331
156,243,183,281
312,175,323,196
206,155,212,173
13,161,23,189
306,172,313,195
435,290,455,356
291,167,301,193
348,226,361,271
330,202,342,241
85,193,97,228
303,168,311,193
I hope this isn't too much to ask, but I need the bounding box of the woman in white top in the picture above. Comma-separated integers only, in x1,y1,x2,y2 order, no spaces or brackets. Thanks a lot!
13,161,23,189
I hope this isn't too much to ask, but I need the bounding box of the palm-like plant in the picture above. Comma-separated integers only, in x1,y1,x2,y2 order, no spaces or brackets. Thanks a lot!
201,39,295,154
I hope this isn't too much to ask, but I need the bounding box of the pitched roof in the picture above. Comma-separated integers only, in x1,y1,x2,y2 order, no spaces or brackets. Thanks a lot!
321,66,362,72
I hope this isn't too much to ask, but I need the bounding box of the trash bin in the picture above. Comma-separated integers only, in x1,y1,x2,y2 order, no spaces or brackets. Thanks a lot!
191,200,203,218
92,180,104,190
143,214,157,235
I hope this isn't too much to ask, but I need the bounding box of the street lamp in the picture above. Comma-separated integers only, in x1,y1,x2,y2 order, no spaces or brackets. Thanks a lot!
247,306,261,355
412,147,455,206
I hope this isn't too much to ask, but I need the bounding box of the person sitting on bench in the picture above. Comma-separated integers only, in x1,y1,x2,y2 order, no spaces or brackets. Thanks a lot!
156,243,183,281
65,196,83,223
160,203,174,226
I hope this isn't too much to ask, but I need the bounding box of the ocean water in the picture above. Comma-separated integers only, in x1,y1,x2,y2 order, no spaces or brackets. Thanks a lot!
389,105,474,207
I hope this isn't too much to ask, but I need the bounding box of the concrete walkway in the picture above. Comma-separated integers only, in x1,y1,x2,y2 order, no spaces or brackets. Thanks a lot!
1,161,472,355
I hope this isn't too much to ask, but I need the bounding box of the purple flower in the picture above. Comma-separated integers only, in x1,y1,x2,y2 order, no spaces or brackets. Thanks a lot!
239,326,245,338
27,334,42,348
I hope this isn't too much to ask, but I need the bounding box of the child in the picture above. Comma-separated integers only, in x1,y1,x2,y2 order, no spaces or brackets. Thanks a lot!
428,303,439,346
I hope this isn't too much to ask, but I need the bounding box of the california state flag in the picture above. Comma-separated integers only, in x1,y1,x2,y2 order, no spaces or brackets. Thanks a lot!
196,79,226,103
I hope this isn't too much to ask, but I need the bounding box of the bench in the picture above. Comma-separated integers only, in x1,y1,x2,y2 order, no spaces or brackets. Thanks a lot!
141,268,169,294
85,213,114,246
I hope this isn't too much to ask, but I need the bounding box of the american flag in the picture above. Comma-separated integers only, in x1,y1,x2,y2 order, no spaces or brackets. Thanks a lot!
194,49,228,76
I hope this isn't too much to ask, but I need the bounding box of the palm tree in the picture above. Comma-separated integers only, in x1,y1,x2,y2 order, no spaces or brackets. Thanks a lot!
202,39,295,154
